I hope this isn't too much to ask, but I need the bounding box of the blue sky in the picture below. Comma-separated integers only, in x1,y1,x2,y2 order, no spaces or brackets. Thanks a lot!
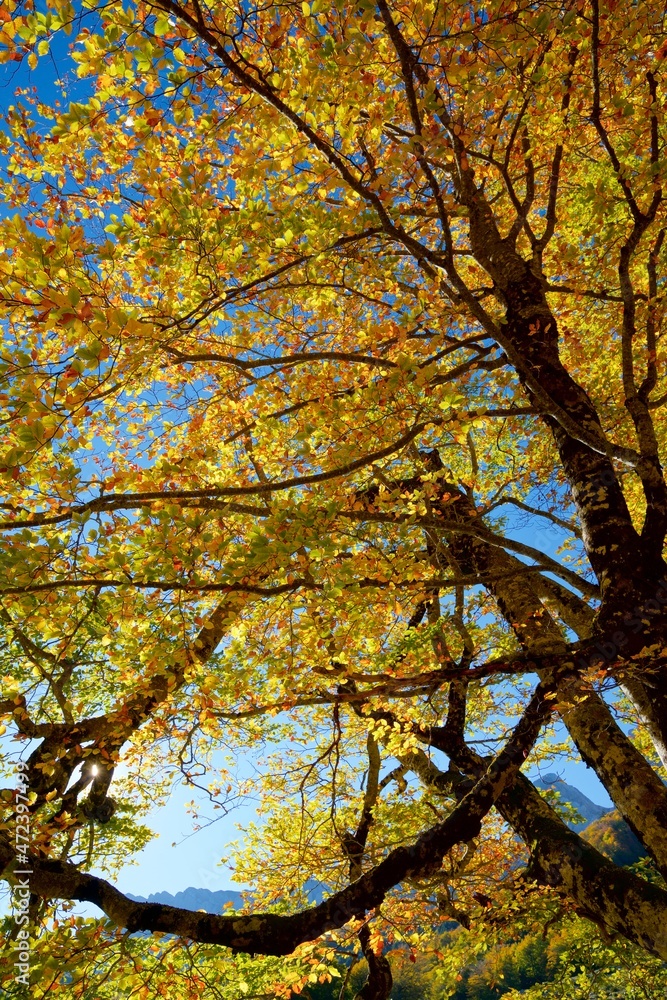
104,498,611,905
105,502,611,901
110,750,612,901
0,17,615,909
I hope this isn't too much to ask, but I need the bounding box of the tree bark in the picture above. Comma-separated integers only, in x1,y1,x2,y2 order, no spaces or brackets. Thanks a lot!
421,468,667,874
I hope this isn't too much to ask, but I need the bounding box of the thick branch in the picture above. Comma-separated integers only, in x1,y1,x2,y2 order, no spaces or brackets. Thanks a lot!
15,685,550,952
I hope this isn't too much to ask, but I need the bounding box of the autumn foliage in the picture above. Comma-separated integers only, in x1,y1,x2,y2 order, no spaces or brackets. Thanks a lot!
2,0,667,996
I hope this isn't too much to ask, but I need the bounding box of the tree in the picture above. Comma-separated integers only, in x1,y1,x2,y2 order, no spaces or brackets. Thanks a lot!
1,0,667,995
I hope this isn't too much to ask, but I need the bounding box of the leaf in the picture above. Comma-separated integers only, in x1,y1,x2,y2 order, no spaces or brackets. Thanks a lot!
2,0,667,990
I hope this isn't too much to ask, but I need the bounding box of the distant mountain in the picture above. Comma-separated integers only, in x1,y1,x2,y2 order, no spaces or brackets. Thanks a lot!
533,772,647,866
127,887,243,912
127,782,645,917
128,879,326,914
533,772,611,831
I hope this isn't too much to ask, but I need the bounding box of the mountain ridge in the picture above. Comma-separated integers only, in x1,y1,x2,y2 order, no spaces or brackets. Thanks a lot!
533,772,611,831
127,879,326,913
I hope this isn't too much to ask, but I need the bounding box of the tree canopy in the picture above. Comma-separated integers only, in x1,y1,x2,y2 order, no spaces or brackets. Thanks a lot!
1,0,667,995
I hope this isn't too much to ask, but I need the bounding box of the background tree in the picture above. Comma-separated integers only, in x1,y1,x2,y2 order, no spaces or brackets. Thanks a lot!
1,0,667,995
